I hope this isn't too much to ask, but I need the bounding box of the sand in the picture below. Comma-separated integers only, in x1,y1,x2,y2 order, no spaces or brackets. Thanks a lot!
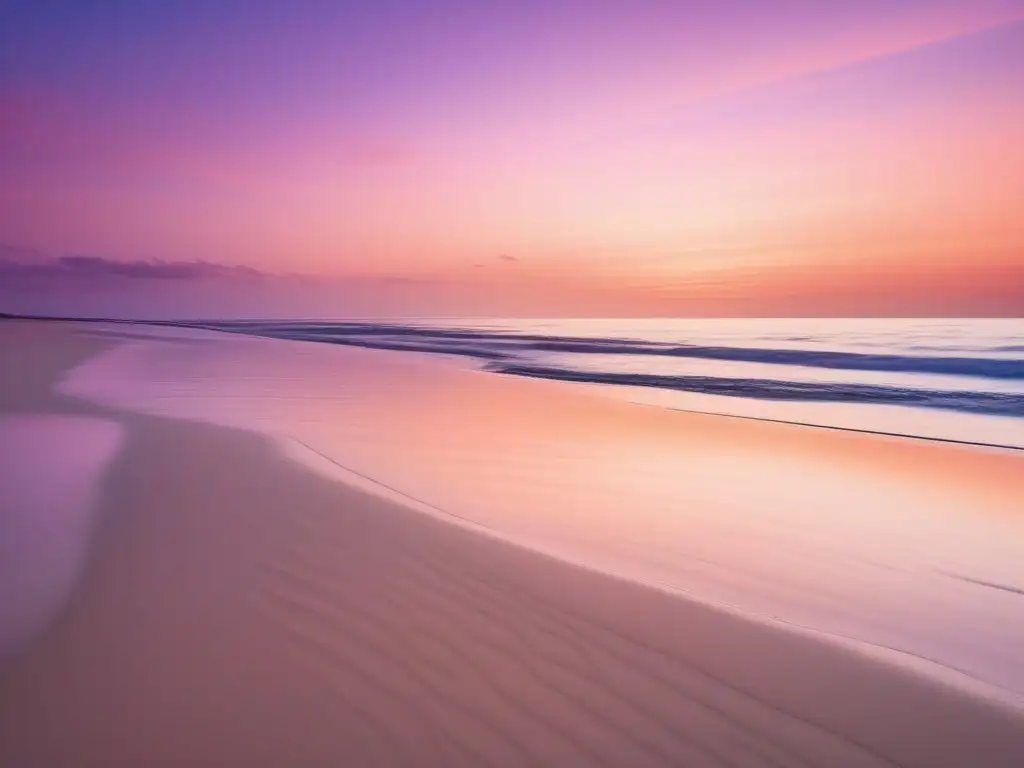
2,319,1024,767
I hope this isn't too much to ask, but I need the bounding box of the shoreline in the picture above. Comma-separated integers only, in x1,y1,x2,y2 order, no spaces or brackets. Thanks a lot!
202,319,1024,453
3,320,1024,765
283,431,1024,707
30,315,1024,451
35,320,1024,685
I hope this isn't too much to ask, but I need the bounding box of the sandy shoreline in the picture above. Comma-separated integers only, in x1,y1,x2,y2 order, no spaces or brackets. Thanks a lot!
2,319,1024,766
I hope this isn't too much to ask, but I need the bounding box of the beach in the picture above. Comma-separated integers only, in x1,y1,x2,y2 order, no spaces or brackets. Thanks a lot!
2,319,1024,767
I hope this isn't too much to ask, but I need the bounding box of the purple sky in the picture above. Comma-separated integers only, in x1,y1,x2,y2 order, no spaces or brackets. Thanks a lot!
2,0,1022,317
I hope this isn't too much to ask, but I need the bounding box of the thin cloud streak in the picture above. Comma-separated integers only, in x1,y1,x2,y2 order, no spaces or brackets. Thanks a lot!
0,254,264,281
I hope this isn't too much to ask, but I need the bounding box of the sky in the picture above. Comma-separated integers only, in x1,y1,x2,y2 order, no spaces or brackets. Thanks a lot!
1,0,1022,318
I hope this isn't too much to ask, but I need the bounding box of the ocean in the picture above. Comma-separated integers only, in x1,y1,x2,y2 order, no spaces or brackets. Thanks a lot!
193,317,1024,448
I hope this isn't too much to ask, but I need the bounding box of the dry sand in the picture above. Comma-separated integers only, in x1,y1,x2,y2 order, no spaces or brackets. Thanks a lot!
2,320,1024,767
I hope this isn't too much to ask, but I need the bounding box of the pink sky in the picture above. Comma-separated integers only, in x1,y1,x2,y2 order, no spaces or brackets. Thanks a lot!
1,0,1022,317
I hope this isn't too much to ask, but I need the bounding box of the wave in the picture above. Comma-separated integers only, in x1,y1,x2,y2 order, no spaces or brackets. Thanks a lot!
523,340,1024,379
198,321,1024,381
485,363,1024,418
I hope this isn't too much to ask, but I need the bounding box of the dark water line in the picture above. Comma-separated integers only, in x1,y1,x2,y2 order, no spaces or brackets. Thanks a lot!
939,573,1024,596
488,364,1024,418
656,404,1024,452
521,341,1024,380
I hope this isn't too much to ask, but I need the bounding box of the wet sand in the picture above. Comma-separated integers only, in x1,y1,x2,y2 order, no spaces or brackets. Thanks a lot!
2,320,1024,767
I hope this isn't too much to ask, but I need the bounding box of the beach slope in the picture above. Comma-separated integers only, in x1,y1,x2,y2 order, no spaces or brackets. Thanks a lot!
1,320,1023,767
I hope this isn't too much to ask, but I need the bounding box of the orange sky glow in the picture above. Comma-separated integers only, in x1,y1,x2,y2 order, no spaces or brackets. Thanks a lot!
1,0,1022,317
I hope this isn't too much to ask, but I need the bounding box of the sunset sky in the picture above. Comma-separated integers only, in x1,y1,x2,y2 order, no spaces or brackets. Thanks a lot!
2,0,1022,318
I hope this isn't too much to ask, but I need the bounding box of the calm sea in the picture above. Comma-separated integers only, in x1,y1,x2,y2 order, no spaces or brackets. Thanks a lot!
193,317,1024,448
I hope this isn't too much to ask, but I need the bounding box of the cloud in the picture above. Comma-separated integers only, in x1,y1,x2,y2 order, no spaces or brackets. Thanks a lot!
0,253,263,281
0,242,46,262
635,15,1024,144
498,254,518,262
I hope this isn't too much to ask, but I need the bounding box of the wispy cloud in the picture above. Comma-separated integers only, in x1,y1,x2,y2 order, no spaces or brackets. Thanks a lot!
0,252,263,281
632,14,1024,143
